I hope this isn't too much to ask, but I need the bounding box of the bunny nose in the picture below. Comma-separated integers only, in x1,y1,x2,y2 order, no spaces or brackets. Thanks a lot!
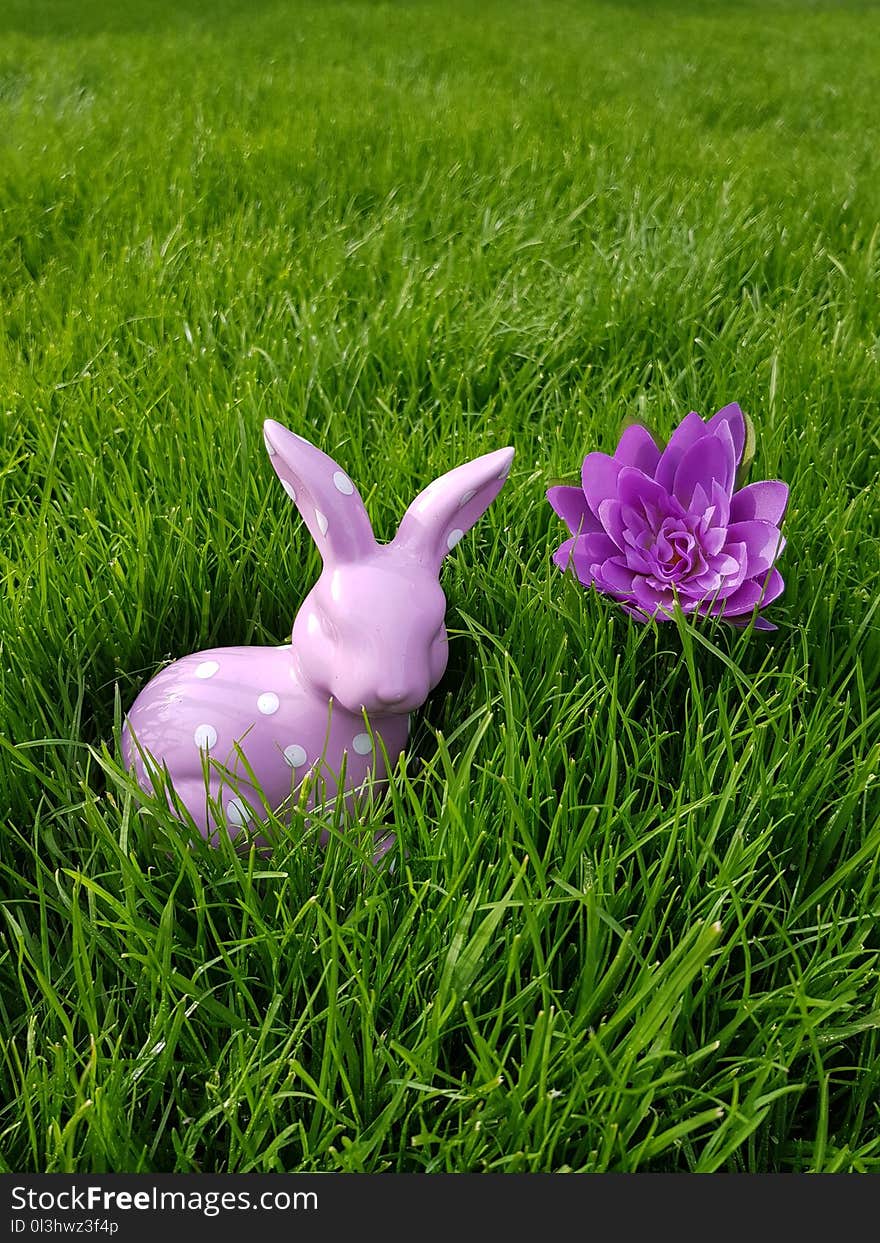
377,686,408,706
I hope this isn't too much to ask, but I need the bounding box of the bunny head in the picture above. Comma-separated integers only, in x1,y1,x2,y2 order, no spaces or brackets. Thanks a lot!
263,420,514,718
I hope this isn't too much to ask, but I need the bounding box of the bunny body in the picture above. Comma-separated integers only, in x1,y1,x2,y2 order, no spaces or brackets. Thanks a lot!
123,420,513,843
122,641,409,841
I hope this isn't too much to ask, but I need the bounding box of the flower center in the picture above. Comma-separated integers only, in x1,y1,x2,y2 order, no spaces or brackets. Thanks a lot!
647,517,704,584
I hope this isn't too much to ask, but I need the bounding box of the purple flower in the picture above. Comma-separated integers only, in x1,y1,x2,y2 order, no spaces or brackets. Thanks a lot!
547,403,788,629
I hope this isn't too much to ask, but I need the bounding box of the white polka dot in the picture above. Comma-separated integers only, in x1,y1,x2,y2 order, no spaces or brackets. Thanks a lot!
446,528,464,550
283,743,307,768
333,471,354,495
459,489,476,507
315,510,329,535
193,723,217,750
257,692,280,715
352,732,372,755
195,660,219,679
282,480,297,502
226,797,252,827
264,429,276,455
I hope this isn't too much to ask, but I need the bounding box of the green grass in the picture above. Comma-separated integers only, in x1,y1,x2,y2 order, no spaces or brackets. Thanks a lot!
2,0,880,1173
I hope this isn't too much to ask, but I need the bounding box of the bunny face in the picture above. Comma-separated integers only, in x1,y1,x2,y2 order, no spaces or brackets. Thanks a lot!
263,419,514,720
291,554,448,716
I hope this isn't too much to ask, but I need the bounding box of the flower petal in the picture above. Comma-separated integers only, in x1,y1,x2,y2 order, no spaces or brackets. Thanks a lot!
552,537,578,574
691,482,711,514
553,533,620,586
654,412,706,492
622,547,655,574
714,568,784,616
729,480,789,526
594,556,638,597
688,570,723,597
547,485,601,536
702,525,727,556
724,521,785,577
581,452,623,518
672,432,737,508
711,578,764,616
713,551,742,578
706,542,747,598
757,567,785,606
620,603,651,623
710,478,731,528
616,465,677,519
614,424,662,475
727,615,778,631
597,498,627,550
706,402,746,466
631,575,675,617
569,533,620,581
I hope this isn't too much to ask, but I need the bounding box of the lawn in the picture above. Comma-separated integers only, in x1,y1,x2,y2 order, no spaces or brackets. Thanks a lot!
1,0,879,1173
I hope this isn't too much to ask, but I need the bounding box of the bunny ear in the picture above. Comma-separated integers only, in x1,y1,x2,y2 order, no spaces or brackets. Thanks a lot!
391,445,514,571
263,420,376,564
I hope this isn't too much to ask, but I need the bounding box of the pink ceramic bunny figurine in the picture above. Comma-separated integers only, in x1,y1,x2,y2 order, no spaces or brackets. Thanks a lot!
122,420,514,845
